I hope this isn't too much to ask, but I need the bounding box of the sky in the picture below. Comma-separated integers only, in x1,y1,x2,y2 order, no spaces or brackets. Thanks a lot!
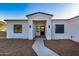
0,3,79,20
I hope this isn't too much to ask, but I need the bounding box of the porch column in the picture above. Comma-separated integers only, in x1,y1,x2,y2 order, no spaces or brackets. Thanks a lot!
28,20,33,40
46,20,51,40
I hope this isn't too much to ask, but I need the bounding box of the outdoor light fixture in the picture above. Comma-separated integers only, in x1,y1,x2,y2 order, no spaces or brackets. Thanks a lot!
29,25,31,28
48,25,50,28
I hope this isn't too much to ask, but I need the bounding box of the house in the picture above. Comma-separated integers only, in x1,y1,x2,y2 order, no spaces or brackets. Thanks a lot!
4,12,79,42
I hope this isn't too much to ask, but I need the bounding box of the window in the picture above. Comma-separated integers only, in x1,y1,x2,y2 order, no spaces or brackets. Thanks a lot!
55,24,64,33
14,24,22,33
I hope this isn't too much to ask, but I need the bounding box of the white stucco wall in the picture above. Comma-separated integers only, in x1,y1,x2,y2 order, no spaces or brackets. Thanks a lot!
6,21,28,39
46,20,52,40
68,16,79,42
28,20,34,40
51,20,70,39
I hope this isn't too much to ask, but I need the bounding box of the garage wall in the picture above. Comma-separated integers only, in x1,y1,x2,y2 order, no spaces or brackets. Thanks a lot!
6,21,28,39
68,16,79,42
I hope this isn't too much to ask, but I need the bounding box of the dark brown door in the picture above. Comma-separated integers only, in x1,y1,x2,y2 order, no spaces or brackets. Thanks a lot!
40,26,45,36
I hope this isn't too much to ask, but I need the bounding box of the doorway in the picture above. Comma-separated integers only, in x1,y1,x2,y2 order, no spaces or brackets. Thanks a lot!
33,21,46,37
36,26,45,36
40,26,45,36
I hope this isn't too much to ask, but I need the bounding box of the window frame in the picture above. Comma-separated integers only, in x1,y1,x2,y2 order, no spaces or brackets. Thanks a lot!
55,24,64,34
14,24,22,33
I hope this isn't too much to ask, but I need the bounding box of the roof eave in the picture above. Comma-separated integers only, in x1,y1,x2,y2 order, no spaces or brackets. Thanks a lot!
26,12,53,17
4,19,28,21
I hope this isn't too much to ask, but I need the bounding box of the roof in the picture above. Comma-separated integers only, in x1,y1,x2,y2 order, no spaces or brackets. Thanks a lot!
51,19,68,21
4,19,28,21
26,12,53,17
69,15,79,20
4,12,79,21
51,15,79,21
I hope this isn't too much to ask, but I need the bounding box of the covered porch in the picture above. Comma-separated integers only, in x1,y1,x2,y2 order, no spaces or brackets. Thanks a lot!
27,12,53,40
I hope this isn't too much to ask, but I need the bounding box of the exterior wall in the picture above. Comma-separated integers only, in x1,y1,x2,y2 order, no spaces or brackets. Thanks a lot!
33,23,36,38
68,16,79,42
6,21,28,39
46,20,52,40
51,20,70,39
28,20,34,40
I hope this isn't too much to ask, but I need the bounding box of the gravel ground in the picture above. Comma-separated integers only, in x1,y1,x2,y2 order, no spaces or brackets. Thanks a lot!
0,39,79,56
44,39,79,56
0,39,37,56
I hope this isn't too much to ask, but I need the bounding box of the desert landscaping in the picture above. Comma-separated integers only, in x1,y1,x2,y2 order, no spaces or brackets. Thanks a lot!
45,40,79,56
0,39,36,56
0,39,78,56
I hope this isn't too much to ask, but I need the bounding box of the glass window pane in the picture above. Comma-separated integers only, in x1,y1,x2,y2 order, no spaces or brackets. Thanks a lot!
14,24,22,33
55,24,64,33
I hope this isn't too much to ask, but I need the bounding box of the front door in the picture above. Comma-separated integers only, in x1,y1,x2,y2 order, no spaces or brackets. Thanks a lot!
40,26,45,36
36,26,45,36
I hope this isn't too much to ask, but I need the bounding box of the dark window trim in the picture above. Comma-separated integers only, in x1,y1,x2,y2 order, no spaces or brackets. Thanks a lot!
55,24,64,34
14,24,22,33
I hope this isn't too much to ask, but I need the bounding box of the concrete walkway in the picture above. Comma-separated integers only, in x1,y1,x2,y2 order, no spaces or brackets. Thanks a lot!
32,39,59,56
